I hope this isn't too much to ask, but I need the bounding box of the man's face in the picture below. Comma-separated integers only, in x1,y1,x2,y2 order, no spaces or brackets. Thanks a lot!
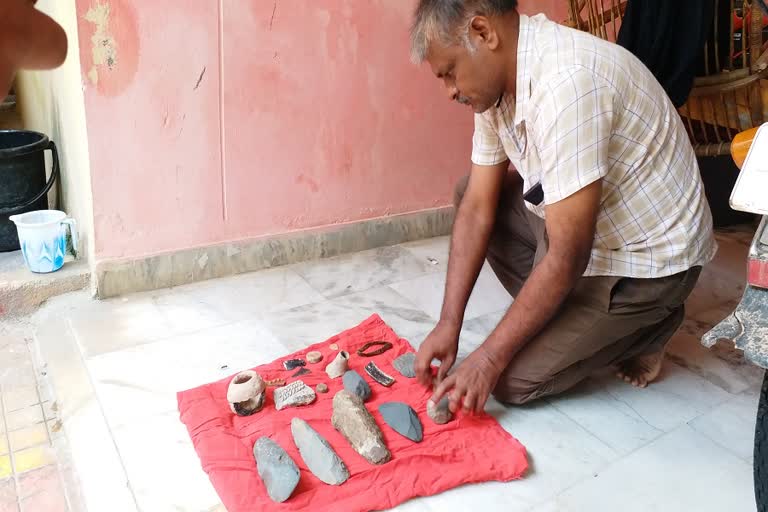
426,28,506,114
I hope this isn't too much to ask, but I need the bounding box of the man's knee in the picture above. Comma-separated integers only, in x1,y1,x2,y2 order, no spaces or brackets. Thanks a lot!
492,375,553,405
453,175,469,208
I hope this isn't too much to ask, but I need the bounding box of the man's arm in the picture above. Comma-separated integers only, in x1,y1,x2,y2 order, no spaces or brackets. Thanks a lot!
0,1,68,93
441,162,509,326
414,161,508,384
432,179,602,412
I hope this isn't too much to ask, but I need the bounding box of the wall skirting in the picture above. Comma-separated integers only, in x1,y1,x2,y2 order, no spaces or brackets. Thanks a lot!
94,206,454,298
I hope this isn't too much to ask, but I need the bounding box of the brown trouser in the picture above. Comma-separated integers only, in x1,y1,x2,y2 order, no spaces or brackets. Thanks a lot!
454,174,702,405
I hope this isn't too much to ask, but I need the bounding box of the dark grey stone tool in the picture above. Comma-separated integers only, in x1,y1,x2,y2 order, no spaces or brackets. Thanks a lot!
253,437,300,503
343,370,371,401
392,353,416,378
379,402,423,442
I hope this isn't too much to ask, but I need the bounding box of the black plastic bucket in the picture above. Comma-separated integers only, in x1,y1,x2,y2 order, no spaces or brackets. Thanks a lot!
0,130,59,252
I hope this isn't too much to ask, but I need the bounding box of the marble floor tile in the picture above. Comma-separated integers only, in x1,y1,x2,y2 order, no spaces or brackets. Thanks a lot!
32,314,140,512
259,286,435,352
666,330,764,395
292,245,435,299
399,236,450,269
388,263,511,322
64,287,231,358
589,362,732,432
689,389,761,463
85,318,290,429
531,425,755,512
112,413,220,512
174,266,326,322
547,378,664,455
421,399,619,511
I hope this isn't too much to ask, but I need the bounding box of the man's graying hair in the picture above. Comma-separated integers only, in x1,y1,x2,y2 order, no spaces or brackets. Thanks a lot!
410,0,519,63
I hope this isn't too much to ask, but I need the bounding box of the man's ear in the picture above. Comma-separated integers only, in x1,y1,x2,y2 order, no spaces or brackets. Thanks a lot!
468,16,499,51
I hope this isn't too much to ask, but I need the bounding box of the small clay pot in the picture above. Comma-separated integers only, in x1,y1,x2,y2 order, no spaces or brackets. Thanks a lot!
227,370,266,416
325,351,350,379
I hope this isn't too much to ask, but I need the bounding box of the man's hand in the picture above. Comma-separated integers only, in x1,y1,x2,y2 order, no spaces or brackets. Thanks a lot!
429,345,504,414
414,320,461,385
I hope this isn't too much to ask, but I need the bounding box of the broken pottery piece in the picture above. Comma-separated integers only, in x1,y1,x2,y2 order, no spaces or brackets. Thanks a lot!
365,362,395,387
392,353,416,379
265,378,286,387
292,368,310,378
427,396,453,425
325,351,350,379
316,383,329,394
329,343,339,351
306,351,323,364
342,370,371,402
331,390,391,465
227,371,266,416
379,402,423,442
253,437,300,503
283,359,306,371
291,418,350,485
274,380,317,411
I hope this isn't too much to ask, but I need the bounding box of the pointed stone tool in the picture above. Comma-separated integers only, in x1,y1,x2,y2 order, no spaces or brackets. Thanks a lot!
291,418,349,485
379,402,423,442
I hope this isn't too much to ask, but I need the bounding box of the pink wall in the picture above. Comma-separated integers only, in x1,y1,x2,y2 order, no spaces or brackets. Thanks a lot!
76,0,568,261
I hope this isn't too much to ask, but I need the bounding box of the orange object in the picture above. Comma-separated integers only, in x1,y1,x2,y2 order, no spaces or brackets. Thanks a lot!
731,127,758,169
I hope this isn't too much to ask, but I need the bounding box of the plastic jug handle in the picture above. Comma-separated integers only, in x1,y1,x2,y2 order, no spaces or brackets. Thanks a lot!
62,218,78,258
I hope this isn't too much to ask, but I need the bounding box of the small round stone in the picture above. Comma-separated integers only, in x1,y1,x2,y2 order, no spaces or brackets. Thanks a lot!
329,343,339,351
316,383,329,394
307,351,323,364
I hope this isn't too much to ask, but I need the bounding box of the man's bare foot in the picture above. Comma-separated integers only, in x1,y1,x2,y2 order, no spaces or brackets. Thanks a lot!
615,349,665,388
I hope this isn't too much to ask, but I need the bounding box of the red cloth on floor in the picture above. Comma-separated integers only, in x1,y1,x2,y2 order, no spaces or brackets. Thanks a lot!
177,315,528,512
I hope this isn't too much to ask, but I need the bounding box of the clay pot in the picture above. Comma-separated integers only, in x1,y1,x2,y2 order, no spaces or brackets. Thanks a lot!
227,370,266,416
325,350,350,379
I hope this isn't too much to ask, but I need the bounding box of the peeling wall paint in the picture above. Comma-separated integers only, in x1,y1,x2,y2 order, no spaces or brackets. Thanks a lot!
77,0,139,97
84,4,117,86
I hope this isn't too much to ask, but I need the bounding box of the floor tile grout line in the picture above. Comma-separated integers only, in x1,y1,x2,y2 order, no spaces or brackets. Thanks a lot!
64,316,142,511
547,394,666,455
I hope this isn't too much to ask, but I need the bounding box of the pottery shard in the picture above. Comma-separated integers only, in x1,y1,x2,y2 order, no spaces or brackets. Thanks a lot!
364,362,395,387
227,371,266,416
342,370,371,402
306,351,323,364
392,353,416,379
291,418,350,485
331,390,391,465
274,380,316,411
283,358,306,371
379,402,423,442
253,437,300,503
427,396,453,425
325,351,350,379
